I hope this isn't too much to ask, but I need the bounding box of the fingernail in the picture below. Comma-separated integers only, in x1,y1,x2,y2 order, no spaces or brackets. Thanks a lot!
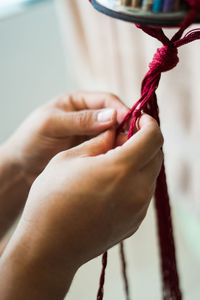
97,109,115,123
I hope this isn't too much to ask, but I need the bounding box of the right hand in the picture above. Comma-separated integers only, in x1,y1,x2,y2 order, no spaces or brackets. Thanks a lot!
18,113,163,262
0,114,163,299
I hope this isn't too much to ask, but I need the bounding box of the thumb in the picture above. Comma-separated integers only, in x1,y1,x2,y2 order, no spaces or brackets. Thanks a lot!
106,114,163,169
53,109,117,136
66,128,116,157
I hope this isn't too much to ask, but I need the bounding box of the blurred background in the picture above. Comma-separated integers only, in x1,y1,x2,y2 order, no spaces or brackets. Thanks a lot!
0,0,200,299
0,0,70,143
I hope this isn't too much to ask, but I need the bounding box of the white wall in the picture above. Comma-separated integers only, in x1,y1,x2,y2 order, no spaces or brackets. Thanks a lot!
0,0,68,143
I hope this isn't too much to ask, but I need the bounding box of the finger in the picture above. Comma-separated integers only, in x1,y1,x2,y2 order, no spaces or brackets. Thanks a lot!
69,91,129,124
106,114,164,169
115,132,128,147
51,109,117,136
65,128,116,157
49,94,76,112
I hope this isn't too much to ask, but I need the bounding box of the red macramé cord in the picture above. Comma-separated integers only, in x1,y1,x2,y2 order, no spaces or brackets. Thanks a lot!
96,244,130,300
97,252,107,300
119,242,130,300
97,1,200,299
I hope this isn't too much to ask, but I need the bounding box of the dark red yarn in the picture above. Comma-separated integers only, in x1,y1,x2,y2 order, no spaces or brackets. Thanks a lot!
149,46,179,72
97,252,107,300
95,1,200,300
119,242,130,300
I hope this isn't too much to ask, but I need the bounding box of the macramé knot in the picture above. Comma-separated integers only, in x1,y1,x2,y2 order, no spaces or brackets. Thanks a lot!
149,45,179,73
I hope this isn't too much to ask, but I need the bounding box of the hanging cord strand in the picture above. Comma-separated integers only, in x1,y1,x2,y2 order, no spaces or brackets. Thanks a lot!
148,94,182,300
97,252,108,300
120,242,131,300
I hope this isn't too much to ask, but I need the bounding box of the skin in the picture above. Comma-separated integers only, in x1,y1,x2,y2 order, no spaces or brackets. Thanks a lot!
0,91,163,299
0,91,128,239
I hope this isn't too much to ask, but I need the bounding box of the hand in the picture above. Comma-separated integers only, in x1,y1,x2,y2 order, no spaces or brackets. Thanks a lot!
0,114,163,299
5,91,128,185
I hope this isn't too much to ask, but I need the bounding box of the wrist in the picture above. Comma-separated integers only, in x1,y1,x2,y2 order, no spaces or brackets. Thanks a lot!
0,140,30,188
0,142,30,238
0,218,79,299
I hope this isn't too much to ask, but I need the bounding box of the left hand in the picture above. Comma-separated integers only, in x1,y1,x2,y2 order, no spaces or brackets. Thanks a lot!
5,91,129,185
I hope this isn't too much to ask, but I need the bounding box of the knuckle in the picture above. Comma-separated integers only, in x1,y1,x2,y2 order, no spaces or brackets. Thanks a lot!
102,92,121,107
38,109,54,132
108,92,118,99
50,94,72,110
49,94,64,105
107,93,120,103
70,91,86,107
77,111,91,128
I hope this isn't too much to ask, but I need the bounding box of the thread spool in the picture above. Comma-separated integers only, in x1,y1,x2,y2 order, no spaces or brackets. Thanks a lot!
90,0,200,26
